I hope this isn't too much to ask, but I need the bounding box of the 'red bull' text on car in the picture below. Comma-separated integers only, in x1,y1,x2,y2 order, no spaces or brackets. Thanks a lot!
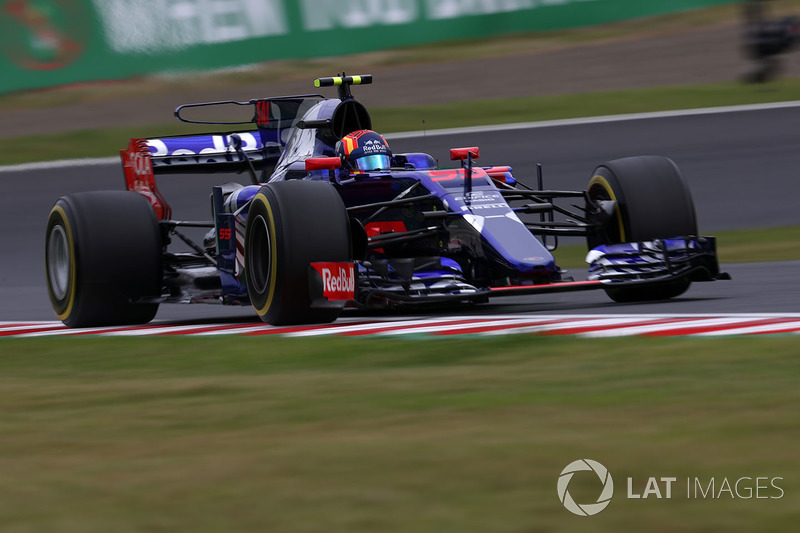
45,75,728,327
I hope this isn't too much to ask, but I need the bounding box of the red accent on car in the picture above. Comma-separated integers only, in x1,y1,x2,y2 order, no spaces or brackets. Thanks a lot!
256,100,269,127
429,168,490,183
120,138,172,220
485,166,513,183
450,147,480,161
488,281,604,296
305,157,342,171
365,220,406,236
311,262,355,301
364,221,407,255
429,169,462,182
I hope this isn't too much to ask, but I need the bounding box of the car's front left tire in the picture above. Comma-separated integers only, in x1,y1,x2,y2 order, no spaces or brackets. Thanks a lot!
244,180,351,325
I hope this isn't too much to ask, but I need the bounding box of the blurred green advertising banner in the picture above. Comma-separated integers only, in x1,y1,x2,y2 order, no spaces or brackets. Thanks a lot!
0,0,739,95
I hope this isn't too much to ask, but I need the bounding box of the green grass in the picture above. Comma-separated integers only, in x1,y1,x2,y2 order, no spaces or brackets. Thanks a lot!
715,225,800,263
0,335,798,531
3,78,800,166
552,225,800,269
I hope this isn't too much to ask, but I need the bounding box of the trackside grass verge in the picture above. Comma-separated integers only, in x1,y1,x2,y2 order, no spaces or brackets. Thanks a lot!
0,335,798,532
3,78,800,166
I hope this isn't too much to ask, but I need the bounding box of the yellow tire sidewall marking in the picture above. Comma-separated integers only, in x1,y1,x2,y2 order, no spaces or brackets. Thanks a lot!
251,192,279,316
50,205,77,321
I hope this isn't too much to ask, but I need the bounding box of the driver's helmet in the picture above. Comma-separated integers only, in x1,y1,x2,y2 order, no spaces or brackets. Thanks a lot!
336,130,392,172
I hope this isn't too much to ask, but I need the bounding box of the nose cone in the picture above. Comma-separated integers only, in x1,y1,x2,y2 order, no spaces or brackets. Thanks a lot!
466,212,557,280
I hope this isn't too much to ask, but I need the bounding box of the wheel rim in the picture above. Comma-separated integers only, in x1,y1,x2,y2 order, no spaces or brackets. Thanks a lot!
587,179,623,245
247,214,272,295
47,224,71,300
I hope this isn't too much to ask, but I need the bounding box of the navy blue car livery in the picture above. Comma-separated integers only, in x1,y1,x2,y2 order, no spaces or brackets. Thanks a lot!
45,74,728,327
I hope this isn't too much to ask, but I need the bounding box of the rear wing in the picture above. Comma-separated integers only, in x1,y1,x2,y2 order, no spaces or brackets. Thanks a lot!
121,95,324,219
120,133,272,221
144,130,277,175
120,76,375,219
130,95,325,175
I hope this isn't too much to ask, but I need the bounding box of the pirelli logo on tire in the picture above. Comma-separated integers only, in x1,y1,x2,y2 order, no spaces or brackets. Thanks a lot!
310,262,355,301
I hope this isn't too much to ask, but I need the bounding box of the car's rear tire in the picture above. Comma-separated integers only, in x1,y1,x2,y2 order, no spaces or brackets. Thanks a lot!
244,181,351,325
586,156,697,302
45,191,162,327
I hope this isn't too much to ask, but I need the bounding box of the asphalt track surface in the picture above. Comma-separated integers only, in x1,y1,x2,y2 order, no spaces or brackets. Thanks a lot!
2,106,798,323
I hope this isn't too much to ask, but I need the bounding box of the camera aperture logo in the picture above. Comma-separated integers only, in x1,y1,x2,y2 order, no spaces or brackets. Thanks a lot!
557,459,614,516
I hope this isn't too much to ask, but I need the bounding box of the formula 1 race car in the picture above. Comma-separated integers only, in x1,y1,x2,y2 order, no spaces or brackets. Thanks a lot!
45,74,727,327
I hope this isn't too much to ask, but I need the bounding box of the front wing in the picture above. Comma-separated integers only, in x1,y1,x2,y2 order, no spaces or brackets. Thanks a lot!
306,236,726,308
585,236,727,286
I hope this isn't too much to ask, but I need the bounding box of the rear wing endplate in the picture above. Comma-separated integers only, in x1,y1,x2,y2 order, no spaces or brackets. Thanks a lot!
121,138,172,220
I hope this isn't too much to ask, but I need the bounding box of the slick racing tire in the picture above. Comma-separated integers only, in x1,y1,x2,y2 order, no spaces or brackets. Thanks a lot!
586,156,698,303
244,180,351,325
45,191,162,327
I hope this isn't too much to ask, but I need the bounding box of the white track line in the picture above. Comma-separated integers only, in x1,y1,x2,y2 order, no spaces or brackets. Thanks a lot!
191,325,272,336
371,317,613,336
577,317,759,338
692,320,800,337
0,157,117,173
15,326,121,338
385,101,800,139
477,316,671,336
4,101,800,173
99,324,236,336
5,314,800,338
0,323,66,333
0,321,60,326
283,316,492,337
368,317,554,336
12,322,238,337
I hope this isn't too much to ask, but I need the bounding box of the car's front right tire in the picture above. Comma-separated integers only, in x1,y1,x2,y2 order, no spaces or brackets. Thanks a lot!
586,156,698,302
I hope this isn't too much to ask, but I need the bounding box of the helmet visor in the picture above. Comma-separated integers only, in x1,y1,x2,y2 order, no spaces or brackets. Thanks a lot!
355,154,391,171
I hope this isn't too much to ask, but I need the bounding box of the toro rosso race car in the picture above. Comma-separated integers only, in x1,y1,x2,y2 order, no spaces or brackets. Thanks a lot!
45,75,727,327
